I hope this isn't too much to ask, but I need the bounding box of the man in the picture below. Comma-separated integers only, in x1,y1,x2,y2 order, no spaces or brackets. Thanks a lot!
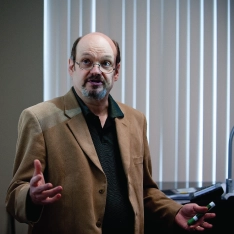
6,32,215,234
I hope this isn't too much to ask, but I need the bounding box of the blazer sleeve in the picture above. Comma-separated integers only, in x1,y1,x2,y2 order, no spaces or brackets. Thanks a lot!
5,107,45,224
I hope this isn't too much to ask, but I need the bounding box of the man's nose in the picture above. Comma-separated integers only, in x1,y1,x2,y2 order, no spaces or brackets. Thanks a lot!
90,63,102,74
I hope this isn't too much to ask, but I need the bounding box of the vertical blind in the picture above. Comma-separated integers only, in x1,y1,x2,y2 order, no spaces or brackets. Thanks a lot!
44,0,234,184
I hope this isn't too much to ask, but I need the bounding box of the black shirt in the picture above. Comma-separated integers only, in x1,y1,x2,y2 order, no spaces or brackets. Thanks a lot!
72,87,134,233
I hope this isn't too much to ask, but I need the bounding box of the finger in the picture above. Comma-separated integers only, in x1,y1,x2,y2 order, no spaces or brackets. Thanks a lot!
204,212,216,220
192,214,215,228
195,225,204,231
30,183,53,202
33,186,63,205
189,217,214,232
31,181,53,193
33,159,42,176
41,193,62,205
192,204,208,214
30,174,43,187
200,221,212,229
36,186,63,200
188,223,204,232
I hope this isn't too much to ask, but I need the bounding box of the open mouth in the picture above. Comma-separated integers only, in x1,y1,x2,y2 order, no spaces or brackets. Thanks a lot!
87,77,104,86
89,80,103,85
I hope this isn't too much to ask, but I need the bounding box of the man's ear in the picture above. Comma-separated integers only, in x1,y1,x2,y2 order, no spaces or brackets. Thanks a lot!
68,59,75,75
113,63,120,81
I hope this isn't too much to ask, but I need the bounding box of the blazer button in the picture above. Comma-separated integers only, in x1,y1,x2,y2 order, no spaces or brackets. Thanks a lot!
99,189,105,194
96,220,102,227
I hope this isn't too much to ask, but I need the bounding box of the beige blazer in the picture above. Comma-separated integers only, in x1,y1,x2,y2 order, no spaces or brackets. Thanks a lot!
6,88,182,234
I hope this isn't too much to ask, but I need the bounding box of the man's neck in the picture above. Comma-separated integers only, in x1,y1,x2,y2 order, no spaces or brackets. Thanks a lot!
86,100,108,115
87,101,108,128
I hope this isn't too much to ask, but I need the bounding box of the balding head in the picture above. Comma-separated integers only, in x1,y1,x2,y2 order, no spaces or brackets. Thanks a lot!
70,32,121,67
81,32,116,53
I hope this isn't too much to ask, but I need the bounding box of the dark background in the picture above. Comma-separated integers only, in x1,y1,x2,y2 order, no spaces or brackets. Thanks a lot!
0,0,43,233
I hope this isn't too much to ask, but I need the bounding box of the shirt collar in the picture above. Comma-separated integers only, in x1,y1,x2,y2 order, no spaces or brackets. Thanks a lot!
72,86,124,119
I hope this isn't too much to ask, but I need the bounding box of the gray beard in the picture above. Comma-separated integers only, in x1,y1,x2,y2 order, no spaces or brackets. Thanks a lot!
81,87,107,100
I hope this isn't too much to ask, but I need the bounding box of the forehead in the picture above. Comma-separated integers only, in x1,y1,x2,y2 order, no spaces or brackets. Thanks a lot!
76,34,116,59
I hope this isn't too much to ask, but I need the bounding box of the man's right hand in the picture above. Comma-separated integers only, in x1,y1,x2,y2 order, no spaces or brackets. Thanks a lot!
29,159,63,205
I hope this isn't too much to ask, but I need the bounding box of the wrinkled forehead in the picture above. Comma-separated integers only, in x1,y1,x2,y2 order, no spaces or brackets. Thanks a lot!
77,33,116,59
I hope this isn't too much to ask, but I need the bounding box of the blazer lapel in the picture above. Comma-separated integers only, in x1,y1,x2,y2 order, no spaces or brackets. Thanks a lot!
115,117,131,175
63,89,103,171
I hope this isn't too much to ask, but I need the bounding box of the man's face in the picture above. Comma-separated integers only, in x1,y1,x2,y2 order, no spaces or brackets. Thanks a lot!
69,34,120,101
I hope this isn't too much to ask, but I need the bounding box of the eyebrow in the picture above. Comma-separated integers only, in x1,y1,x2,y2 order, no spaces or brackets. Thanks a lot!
80,53,113,60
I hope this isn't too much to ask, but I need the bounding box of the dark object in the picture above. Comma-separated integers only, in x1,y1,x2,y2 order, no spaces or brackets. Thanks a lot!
189,183,224,202
226,126,234,193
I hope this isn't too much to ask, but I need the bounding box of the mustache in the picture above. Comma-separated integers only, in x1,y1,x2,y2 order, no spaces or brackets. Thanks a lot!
86,75,104,83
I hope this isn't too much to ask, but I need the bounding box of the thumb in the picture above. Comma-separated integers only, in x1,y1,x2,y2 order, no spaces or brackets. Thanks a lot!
33,159,42,176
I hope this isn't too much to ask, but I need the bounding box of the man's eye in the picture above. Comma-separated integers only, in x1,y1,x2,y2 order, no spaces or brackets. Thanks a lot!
82,59,91,65
102,61,112,67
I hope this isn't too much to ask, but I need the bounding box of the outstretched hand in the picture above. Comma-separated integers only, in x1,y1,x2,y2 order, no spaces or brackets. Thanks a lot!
29,159,63,205
175,203,216,232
